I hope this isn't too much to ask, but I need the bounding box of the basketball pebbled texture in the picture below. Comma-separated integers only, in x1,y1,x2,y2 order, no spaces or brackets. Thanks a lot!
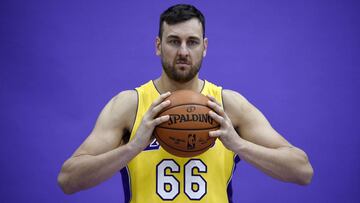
154,90,219,157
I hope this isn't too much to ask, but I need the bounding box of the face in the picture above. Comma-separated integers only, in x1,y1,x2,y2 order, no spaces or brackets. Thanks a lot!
156,18,208,83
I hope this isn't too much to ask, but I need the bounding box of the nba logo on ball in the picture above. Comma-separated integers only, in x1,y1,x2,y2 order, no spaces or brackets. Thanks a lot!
154,90,220,157
187,134,196,150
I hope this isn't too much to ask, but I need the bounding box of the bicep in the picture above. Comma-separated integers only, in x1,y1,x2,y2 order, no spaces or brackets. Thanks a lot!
72,90,137,157
223,90,291,148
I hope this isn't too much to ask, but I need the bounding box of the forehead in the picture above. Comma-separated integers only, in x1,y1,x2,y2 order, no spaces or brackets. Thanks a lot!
162,18,203,39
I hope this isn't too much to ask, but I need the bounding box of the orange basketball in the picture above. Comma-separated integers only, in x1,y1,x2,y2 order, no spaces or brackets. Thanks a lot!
154,90,219,157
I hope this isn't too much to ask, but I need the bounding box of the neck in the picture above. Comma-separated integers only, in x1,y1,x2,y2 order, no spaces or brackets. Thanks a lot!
154,72,204,94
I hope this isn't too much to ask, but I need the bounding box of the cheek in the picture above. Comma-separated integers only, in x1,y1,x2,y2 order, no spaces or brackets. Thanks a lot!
192,50,204,60
163,49,177,60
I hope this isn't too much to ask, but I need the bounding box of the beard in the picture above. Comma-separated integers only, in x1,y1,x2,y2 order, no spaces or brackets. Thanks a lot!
161,56,203,83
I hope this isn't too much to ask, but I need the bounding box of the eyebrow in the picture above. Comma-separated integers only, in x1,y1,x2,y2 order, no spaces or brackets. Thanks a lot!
166,35,180,39
166,35,201,41
188,36,201,41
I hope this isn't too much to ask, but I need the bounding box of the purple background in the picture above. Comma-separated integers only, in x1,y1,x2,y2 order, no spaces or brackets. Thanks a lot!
1,0,359,202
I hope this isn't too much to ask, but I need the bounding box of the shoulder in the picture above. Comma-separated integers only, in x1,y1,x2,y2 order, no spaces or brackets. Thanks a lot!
222,89,253,126
222,89,249,110
111,90,137,106
104,90,138,131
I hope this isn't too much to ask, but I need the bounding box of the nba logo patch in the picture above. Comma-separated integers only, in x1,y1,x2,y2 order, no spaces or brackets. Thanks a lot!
144,139,160,151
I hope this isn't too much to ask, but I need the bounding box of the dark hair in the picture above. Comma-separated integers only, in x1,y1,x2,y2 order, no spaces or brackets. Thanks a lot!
159,4,205,39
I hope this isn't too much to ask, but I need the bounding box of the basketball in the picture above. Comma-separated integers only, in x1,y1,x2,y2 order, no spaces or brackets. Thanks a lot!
154,90,219,157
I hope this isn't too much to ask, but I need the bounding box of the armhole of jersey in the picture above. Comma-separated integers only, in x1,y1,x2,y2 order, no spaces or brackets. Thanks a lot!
129,89,140,138
222,88,241,202
203,80,223,107
226,154,241,203
120,166,132,203
121,90,138,202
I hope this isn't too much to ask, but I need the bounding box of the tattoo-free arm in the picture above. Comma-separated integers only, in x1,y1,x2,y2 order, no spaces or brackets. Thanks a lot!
210,90,313,185
57,90,139,194
57,91,172,194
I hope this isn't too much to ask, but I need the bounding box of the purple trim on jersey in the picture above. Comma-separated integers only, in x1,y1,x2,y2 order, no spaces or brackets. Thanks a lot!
120,167,131,203
227,155,241,203
144,138,160,151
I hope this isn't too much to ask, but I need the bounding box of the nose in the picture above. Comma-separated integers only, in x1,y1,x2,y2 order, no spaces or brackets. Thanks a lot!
177,42,189,57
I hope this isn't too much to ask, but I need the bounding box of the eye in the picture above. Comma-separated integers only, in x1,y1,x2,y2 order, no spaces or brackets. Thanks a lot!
168,39,180,46
187,40,200,47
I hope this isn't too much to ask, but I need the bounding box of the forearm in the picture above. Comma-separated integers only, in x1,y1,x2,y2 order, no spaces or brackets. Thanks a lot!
58,143,142,194
235,138,313,185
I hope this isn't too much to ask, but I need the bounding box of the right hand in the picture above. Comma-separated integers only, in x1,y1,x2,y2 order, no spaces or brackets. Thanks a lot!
129,92,171,151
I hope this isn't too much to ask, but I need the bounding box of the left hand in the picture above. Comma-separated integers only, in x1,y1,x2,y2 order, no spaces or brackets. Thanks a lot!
207,95,243,151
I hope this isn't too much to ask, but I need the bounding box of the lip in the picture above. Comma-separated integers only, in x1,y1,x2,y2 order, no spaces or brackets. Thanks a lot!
176,61,191,65
176,61,190,64
175,63,190,68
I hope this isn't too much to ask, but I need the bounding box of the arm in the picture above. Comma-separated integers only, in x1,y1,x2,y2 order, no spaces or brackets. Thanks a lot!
57,91,171,194
207,90,313,185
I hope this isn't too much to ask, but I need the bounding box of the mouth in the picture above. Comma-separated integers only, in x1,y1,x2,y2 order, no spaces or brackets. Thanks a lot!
175,63,191,70
174,57,192,71
175,59,191,67
176,61,190,65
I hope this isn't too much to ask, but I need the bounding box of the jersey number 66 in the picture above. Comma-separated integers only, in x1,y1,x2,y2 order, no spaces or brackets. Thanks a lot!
156,159,207,200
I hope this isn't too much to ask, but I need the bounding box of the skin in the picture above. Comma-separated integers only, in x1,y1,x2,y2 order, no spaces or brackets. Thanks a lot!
58,18,313,194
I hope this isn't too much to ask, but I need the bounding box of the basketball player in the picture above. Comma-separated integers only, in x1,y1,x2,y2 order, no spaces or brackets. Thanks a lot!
58,4,313,202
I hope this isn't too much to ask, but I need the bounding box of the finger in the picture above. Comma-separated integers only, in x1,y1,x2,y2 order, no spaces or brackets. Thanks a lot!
209,130,222,137
207,95,221,106
209,110,225,126
208,100,226,117
150,92,171,109
152,115,170,126
150,100,171,117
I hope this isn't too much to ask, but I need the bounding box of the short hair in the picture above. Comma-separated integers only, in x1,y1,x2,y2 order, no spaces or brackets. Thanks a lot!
158,4,205,39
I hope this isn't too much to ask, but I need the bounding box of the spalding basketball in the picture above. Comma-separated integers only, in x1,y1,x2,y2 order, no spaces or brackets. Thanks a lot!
154,90,219,157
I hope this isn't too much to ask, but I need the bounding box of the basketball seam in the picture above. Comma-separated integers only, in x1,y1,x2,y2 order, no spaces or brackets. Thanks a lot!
156,126,220,131
158,103,211,115
156,136,214,153
154,131,216,153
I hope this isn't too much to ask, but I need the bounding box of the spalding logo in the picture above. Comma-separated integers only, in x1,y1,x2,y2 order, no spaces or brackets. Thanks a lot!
167,114,215,125
186,106,196,113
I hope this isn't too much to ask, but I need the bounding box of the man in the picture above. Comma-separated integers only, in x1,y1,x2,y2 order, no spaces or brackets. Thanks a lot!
58,4,313,203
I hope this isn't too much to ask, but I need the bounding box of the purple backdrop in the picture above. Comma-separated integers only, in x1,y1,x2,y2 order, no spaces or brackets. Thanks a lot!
1,0,359,202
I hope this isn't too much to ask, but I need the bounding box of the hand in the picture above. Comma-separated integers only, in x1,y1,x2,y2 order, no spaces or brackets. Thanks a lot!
130,92,171,151
207,95,243,151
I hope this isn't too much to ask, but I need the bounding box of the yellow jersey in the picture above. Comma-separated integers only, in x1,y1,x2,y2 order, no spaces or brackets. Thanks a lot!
120,80,239,203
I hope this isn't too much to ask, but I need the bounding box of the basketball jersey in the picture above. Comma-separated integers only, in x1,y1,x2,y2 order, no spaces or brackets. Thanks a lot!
120,80,239,203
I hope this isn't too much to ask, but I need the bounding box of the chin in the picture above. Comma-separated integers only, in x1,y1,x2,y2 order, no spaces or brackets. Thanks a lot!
173,75,196,83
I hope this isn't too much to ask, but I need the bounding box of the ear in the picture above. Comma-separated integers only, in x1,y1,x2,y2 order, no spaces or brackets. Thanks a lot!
155,36,161,56
203,38,208,57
